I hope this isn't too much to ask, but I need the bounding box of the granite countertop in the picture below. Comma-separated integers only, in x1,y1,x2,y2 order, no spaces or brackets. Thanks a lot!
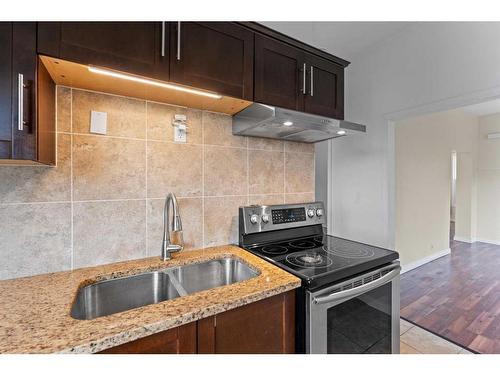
0,245,301,353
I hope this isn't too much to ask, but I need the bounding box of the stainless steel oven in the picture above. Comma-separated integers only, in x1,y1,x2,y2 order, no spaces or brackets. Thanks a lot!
305,261,400,354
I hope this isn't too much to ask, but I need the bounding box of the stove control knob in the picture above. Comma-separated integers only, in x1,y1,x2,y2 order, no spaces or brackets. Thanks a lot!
316,208,324,217
261,214,270,223
307,209,316,218
250,214,259,224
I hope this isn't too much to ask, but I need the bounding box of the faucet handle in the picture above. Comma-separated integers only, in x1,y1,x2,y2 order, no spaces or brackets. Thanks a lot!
170,230,184,251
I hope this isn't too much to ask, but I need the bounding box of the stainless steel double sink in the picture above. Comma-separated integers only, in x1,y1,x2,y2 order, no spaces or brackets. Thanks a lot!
71,257,259,320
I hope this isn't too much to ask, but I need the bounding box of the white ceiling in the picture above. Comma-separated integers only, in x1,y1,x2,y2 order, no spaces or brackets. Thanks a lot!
261,22,414,62
459,98,500,117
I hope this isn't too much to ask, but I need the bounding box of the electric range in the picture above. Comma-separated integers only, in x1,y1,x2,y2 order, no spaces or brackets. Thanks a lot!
239,202,401,354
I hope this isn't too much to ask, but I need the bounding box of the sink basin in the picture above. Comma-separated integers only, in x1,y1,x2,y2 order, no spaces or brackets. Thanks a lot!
171,258,259,295
71,257,259,320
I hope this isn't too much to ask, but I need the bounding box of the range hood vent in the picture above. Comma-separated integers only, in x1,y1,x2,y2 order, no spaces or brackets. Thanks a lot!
232,103,366,143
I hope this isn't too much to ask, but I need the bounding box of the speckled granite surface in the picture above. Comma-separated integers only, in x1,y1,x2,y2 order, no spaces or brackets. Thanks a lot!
0,245,300,353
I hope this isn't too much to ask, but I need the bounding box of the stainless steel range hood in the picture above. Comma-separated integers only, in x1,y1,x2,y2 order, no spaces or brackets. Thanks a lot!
232,103,366,143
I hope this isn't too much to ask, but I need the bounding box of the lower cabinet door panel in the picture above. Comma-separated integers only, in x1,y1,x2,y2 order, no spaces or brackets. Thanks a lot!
198,291,295,354
99,322,196,354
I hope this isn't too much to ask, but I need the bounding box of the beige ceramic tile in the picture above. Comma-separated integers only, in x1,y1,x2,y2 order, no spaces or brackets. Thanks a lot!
203,111,247,148
400,326,462,354
0,203,71,280
56,86,71,133
248,194,285,206
285,192,315,204
0,133,71,203
285,141,314,154
147,142,202,198
204,146,247,196
72,89,146,139
147,198,203,255
248,137,284,151
73,200,146,268
147,102,202,144
400,342,421,354
400,319,415,335
72,135,146,200
249,151,284,195
285,152,315,193
204,196,247,247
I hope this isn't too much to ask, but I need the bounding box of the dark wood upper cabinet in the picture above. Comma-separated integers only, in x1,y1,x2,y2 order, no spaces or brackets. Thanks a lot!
254,34,304,111
0,22,54,164
38,22,170,81
303,53,344,119
254,32,345,119
0,22,13,159
169,22,254,100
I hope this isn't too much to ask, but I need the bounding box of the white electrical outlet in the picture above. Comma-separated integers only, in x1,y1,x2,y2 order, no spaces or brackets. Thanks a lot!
174,123,187,143
90,111,107,135
173,114,188,143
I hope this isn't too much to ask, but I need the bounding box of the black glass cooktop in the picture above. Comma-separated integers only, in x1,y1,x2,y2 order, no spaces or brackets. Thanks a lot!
244,235,399,290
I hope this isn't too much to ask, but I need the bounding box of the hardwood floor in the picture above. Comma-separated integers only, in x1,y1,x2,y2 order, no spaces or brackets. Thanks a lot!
400,238,500,354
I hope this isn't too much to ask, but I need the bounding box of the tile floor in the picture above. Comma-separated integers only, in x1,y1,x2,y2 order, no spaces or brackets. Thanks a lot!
400,319,473,354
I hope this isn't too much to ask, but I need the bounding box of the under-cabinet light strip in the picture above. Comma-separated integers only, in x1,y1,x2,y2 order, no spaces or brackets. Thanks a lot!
88,66,223,99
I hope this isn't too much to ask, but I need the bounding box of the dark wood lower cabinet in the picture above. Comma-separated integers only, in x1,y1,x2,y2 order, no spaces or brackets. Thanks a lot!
99,322,197,354
98,291,295,354
198,291,295,354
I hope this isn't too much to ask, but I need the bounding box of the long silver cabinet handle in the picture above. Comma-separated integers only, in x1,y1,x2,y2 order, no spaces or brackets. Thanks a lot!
310,66,314,97
302,63,307,94
161,22,166,57
177,21,181,61
313,265,401,305
18,73,25,131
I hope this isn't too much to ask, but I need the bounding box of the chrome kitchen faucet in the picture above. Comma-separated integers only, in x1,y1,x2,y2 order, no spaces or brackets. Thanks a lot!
161,193,184,260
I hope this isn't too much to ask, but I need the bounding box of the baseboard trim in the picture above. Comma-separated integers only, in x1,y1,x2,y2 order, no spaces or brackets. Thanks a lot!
475,238,500,246
401,248,451,274
453,236,475,243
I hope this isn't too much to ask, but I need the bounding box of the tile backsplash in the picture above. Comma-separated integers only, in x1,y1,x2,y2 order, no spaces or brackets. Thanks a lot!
0,87,315,280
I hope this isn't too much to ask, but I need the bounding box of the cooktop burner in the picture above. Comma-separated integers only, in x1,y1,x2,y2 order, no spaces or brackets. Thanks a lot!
285,251,333,269
289,238,323,250
261,245,288,255
323,244,375,259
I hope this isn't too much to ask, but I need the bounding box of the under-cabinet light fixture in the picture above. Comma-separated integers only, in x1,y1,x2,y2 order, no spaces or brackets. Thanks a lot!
336,130,346,135
88,66,223,99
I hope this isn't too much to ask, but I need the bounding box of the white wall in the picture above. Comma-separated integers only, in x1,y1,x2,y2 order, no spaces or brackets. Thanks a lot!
395,110,478,267
326,22,500,249
476,113,500,243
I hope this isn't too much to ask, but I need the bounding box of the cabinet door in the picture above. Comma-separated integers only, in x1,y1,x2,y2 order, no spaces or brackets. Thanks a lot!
12,22,37,160
0,22,12,158
99,322,197,354
303,53,344,119
39,22,169,81
198,291,295,354
254,35,305,111
169,22,254,100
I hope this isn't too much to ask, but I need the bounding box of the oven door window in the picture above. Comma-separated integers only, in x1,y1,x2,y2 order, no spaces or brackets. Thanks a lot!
326,282,392,354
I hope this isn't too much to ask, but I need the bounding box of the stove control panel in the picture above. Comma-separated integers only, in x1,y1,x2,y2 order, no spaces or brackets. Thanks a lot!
239,202,325,234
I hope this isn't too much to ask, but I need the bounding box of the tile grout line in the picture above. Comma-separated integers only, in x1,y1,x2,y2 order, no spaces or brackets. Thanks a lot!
0,192,317,207
69,87,74,271
145,101,149,257
201,112,206,249
283,142,286,203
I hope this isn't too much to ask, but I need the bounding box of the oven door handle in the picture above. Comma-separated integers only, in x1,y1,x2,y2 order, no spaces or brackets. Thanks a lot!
312,265,400,305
